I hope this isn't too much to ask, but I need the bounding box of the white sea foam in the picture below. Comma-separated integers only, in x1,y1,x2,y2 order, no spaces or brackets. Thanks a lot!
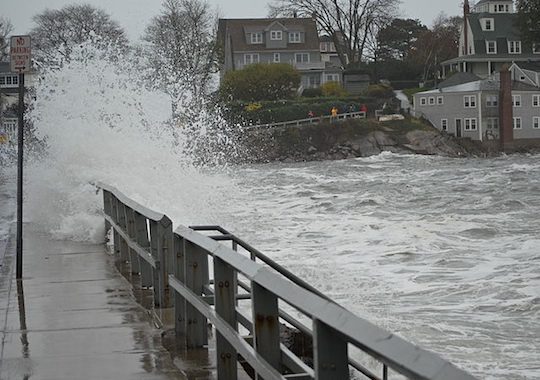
25,43,237,242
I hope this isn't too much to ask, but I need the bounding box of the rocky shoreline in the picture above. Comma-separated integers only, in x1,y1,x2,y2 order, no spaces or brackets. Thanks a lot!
238,117,492,163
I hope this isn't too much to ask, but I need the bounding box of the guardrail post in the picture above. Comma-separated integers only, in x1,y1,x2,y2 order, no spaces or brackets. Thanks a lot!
214,257,238,380
111,196,121,267
184,240,209,348
251,282,281,377
117,203,129,268
150,220,165,308
313,319,349,380
174,235,186,336
134,213,152,289
125,207,140,276
103,190,111,234
150,217,172,308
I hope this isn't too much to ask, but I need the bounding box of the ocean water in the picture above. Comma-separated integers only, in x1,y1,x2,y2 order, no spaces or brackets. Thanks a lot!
219,153,540,380
2,43,538,379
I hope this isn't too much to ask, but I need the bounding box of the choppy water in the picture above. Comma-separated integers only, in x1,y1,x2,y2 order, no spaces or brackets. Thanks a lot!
217,153,540,380
3,42,538,379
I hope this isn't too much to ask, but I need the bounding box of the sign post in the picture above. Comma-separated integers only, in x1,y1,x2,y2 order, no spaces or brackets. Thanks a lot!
10,35,31,280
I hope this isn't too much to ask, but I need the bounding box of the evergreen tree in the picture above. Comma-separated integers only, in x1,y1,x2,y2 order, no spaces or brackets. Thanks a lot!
516,0,540,45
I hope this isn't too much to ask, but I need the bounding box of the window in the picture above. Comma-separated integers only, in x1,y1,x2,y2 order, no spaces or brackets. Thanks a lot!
289,32,301,43
534,117,540,129
512,95,521,107
250,32,263,44
429,97,435,105
513,117,522,129
441,119,448,131
508,41,522,54
0,75,17,88
326,73,339,82
307,75,321,88
533,43,540,54
273,53,280,63
487,117,499,130
420,97,427,106
486,41,497,54
270,30,282,40
464,118,477,131
486,95,498,107
482,19,493,31
437,96,444,105
533,95,540,107
295,53,310,63
464,95,476,108
244,53,259,65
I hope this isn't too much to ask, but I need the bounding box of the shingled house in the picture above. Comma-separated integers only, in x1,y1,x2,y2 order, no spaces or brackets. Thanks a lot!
442,0,540,78
217,18,342,91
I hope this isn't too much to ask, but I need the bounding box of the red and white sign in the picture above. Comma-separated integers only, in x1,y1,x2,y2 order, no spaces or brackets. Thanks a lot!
10,36,32,73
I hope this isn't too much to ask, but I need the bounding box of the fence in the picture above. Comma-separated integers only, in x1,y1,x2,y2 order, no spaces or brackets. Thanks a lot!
98,182,477,380
244,111,366,131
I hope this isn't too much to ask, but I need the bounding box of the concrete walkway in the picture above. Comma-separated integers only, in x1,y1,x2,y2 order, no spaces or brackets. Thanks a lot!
0,224,191,380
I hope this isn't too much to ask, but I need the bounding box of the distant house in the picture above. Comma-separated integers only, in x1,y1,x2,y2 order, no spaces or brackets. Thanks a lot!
414,64,540,148
217,18,343,91
442,0,540,78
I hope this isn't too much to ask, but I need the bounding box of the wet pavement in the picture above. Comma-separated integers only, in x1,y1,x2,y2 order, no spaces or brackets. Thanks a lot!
0,224,192,380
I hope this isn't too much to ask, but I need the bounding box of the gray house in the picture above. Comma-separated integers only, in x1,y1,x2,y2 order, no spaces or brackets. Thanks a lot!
442,0,540,78
414,65,540,145
217,18,342,90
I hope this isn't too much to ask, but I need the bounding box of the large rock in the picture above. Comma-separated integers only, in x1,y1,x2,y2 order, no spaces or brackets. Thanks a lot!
405,130,469,157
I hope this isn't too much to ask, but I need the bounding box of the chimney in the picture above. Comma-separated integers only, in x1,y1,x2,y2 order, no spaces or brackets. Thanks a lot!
463,0,470,56
499,66,514,150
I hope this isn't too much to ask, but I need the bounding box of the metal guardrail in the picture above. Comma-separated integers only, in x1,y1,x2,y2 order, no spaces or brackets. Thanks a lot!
97,183,477,380
244,111,366,131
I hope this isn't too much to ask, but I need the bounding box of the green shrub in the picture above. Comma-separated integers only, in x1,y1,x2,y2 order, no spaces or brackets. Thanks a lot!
321,81,348,97
366,84,394,98
302,88,323,97
220,63,301,101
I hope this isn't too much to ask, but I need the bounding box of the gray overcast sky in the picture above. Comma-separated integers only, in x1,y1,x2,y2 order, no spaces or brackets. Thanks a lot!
4,0,461,40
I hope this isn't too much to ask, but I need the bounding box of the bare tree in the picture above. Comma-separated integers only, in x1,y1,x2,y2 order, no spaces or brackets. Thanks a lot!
270,0,400,66
30,4,128,65
143,0,218,121
409,13,460,82
0,17,13,62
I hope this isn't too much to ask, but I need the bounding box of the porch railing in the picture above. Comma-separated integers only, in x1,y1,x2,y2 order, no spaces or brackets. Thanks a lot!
97,182,477,380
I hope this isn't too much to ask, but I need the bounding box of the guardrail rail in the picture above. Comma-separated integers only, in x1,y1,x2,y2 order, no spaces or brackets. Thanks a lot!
244,111,367,131
97,182,477,380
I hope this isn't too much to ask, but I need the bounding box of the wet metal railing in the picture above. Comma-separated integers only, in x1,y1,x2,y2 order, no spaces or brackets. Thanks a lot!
244,111,366,131
97,183,477,380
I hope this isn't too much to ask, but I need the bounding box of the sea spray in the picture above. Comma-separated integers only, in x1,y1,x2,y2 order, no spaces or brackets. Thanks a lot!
26,42,238,242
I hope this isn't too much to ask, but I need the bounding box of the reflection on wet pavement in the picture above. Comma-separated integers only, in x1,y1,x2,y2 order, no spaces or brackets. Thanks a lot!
0,224,205,379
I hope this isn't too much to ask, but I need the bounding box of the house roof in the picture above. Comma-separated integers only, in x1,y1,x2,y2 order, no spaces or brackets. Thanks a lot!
438,72,481,88
468,12,520,46
515,61,540,72
476,0,513,4
419,77,539,94
218,18,320,52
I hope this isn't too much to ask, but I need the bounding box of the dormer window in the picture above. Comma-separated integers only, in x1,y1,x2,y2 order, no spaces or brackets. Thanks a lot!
508,40,522,54
289,32,301,43
486,41,497,54
270,30,282,40
251,32,263,44
481,18,494,31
